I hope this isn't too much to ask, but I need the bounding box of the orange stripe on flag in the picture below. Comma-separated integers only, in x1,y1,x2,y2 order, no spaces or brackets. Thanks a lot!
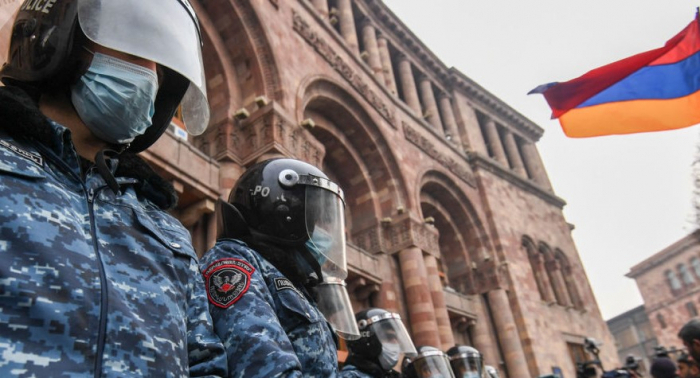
559,90,700,137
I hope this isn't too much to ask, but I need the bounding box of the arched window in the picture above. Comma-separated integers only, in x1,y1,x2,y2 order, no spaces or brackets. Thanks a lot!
680,264,695,285
692,257,700,278
524,236,551,302
666,270,682,291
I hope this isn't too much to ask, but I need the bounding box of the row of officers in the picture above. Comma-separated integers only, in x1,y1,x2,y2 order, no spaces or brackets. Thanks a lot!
0,0,503,377
206,157,501,378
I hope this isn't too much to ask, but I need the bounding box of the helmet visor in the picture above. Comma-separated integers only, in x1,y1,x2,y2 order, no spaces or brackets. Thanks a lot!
412,352,456,378
449,357,484,378
304,181,346,279
77,0,209,134
369,313,417,355
313,277,360,340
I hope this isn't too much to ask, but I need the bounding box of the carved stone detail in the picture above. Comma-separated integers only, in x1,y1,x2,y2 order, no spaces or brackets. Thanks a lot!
292,11,397,129
403,122,476,187
199,104,324,167
383,215,440,256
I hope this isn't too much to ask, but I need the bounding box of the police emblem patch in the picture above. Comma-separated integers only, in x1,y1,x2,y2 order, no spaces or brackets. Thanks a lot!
203,258,255,308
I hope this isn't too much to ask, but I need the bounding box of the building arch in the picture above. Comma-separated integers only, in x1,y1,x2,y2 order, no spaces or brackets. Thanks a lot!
299,77,408,251
418,170,491,294
195,0,283,126
555,248,584,310
523,236,554,303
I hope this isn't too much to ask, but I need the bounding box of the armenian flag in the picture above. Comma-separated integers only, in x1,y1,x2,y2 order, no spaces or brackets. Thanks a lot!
530,13,700,138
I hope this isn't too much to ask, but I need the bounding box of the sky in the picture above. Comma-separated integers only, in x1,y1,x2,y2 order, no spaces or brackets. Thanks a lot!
382,0,700,321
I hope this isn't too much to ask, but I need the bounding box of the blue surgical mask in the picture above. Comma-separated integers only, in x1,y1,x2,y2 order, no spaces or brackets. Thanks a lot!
378,342,402,370
305,227,333,266
71,52,158,145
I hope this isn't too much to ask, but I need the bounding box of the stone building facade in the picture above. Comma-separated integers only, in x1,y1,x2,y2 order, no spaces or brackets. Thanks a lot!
606,305,658,374
0,0,617,377
627,230,700,350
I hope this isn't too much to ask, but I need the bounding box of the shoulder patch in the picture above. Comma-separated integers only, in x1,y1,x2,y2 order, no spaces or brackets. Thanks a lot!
0,139,43,166
203,258,255,308
274,277,304,298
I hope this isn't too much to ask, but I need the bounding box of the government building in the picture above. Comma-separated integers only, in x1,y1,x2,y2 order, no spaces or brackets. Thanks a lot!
1,1,619,377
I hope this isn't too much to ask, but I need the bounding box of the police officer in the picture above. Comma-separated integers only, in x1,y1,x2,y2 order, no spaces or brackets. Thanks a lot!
446,345,486,378
343,308,418,377
402,346,457,378
201,158,361,377
0,0,226,376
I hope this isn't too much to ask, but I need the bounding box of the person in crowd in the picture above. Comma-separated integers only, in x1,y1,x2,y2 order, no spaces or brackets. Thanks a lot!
201,157,361,377
342,308,417,377
446,345,486,378
649,357,678,378
402,346,456,378
678,353,700,378
0,0,226,376
680,319,700,363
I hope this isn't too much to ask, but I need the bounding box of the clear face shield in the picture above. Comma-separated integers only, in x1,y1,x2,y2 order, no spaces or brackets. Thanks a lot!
449,355,485,378
302,178,359,340
411,352,457,378
76,0,209,134
363,312,417,370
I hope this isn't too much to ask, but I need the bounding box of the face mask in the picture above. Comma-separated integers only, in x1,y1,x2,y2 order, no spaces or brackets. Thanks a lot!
464,372,481,378
305,227,333,266
378,342,402,370
71,52,158,145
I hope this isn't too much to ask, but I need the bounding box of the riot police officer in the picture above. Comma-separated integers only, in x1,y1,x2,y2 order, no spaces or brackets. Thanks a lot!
0,0,226,376
343,308,418,377
201,158,361,377
446,345,486,378
402,346,457,378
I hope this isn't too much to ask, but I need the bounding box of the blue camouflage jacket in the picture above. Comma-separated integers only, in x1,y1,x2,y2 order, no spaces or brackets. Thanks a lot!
0,86,227,377
201,238,358,378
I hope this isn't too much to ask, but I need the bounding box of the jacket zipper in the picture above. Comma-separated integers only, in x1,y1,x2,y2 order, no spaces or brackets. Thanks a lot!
87,186,109,378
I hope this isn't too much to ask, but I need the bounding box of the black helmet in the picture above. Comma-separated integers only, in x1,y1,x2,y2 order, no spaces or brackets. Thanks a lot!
446,345,484,378
346,308,416,371
1,0,209,152
218,158,360,340
402,346,456,378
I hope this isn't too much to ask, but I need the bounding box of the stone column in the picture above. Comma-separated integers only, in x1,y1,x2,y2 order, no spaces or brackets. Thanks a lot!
424,254,455,349
398,247,441,347
545,259,572,307
377,34,398,95
360,20,384,83
520,142,553,190
502,131,527,177
337,0,358,54
487,289,530,378
482,117,508,165
471,300,501,371
311,0,329,19
438,94,461,145
218,160,245,198
397,55,422,115
418,75,443,134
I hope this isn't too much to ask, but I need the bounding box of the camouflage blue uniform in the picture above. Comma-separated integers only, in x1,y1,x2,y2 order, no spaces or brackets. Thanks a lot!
0,86,227,377
202,238,357,378
340,364,380,377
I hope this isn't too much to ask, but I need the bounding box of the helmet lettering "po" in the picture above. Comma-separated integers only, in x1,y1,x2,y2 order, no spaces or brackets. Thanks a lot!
252,186,270,197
